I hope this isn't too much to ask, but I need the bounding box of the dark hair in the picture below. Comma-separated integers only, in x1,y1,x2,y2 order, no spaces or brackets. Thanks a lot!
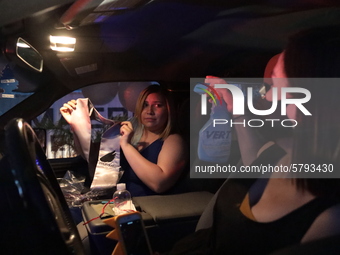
284,26,340,198
284,26,340,78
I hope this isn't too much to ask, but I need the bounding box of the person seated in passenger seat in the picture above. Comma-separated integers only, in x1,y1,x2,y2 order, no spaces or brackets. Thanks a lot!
168,25,340,255
60,85,187,197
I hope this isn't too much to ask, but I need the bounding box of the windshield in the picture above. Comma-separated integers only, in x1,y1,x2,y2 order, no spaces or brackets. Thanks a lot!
0,93,33,116
0,62,33,116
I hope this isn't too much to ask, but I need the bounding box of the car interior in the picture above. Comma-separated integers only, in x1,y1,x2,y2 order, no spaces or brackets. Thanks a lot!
1,0,340,254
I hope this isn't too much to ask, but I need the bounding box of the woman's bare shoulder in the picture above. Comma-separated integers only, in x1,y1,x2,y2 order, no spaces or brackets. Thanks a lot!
164,133,185,144
161,134,187,156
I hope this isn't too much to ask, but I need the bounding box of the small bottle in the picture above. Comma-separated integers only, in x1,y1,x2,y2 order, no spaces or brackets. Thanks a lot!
112,183,132,215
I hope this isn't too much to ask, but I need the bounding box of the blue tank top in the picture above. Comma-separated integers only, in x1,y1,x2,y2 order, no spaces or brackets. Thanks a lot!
119,139,164,197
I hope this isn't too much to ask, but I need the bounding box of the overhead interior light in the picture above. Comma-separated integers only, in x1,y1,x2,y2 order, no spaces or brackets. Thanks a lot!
50,36,76,52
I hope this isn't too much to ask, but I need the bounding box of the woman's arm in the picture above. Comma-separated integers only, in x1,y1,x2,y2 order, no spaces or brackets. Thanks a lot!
120,123,187,193
232,115,267,165
205,76,267,166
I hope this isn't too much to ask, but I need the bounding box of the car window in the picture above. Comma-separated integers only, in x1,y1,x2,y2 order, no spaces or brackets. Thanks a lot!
32,82,158,159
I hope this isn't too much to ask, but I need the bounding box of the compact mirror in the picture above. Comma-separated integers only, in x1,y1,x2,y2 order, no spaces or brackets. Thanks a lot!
16,37,43,72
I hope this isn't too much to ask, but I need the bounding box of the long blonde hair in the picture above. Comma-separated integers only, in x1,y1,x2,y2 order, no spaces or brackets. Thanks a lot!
131,85,176,145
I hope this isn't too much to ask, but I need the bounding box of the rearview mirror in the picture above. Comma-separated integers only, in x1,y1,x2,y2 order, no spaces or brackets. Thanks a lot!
16,38,43,72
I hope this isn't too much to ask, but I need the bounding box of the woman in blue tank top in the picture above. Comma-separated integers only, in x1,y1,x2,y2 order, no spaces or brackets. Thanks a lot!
119,85,187,197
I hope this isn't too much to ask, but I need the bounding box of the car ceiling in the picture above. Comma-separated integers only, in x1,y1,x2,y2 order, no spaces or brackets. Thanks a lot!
0,0,340,131
1,0,340,90
0,0,339,143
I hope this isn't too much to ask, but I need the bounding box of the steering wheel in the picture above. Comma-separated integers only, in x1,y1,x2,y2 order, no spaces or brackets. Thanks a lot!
2,118,85,254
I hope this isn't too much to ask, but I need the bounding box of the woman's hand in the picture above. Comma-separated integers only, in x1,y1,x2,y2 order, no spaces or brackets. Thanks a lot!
60,99,77,123
204,76,234,113
120,121,134,146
